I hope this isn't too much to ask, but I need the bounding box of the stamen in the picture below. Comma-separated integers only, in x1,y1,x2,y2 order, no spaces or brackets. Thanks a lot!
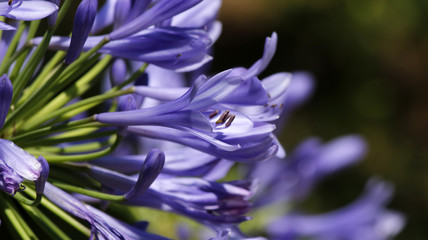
216,110,230,124
280,103,284,109
8,0,12,6
225,114,236,127
209,110,219,119
271,104,277,108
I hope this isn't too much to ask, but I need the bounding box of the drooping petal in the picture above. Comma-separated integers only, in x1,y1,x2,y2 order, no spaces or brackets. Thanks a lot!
34,156,49,195
125,149,165,200
244,32,278,79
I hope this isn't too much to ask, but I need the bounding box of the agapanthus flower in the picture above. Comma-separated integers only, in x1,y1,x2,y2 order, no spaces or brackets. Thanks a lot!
0,74,48,196
0,0,404,239
0,0,58,30
249,135,367,206
267,180,405,240
31,0,218,71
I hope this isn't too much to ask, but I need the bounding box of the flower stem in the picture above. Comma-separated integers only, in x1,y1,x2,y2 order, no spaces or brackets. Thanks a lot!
50,179,126,201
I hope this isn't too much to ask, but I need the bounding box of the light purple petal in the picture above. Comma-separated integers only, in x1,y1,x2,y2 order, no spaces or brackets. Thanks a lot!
0,139,41,181
4,1,58,21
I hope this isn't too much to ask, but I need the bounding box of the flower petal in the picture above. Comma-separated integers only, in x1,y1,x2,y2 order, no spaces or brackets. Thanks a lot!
4,1,58,21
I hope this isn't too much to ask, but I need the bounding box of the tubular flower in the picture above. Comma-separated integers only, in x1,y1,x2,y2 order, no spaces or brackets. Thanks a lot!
0,0,404,239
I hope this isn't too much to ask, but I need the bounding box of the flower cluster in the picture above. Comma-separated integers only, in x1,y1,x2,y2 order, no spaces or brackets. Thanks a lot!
0,1,404,239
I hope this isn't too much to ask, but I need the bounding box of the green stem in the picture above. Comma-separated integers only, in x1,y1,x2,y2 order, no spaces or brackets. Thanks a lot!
11,27,54,105
50,179,125,201
0,21,28,75
39,135,121,163
53,0,73,32
22,129,115,147
17,51,66,105
23,187,91,237
0,195,37,240
25,139,111,155
10,116,96,143
27,87,134,129
23,55,113,130
20,203,72,240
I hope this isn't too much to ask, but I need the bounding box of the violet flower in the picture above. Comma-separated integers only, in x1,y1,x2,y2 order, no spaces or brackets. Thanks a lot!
43,183,168,240
0,0,58,30
249,135,367,206
267,180,405,240
0,74,48,195
87,164,254,225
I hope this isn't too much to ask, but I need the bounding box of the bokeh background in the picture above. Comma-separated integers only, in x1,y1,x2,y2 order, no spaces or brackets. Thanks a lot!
211,0,428,239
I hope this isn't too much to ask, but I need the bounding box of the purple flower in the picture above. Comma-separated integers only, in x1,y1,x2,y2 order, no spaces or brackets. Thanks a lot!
93,146,233,181
0,75,48,196
34,27,213,72
267,180,405,240
107,0,203,40
0,0,58,30
249,135,367,206
0,139,44,195
87,164,254,224
43,183,168,240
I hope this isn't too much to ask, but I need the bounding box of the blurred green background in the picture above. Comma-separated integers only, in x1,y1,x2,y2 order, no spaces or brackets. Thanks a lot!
213,0,428,239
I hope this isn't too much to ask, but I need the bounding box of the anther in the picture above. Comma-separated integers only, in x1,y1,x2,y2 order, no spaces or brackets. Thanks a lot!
216,110,230,124
280,103,284,109
209,110,219,119
225,114,236,127
8,0,12,6
271,104,277,108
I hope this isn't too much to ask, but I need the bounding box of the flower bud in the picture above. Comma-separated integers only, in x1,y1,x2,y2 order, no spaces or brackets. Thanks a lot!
64,0,98,64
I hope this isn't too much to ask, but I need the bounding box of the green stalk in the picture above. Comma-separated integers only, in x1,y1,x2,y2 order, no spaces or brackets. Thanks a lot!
17,51,66,105
5,62,66,131
25,139,111,155
22,55,113,130
0,21,28,75
40,135,121,163
21,129,116,147
0,195,37,240
20,204,72,240
10,116,97,143
50,180,125,201
23,187,91,237
23,87,134,131
53,0,73,32
11,27,54,105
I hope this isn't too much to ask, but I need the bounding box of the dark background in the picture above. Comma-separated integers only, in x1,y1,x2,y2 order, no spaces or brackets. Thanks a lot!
213,0,428,239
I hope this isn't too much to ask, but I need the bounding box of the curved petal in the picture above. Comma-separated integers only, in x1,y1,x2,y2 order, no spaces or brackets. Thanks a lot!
4,1,58,21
